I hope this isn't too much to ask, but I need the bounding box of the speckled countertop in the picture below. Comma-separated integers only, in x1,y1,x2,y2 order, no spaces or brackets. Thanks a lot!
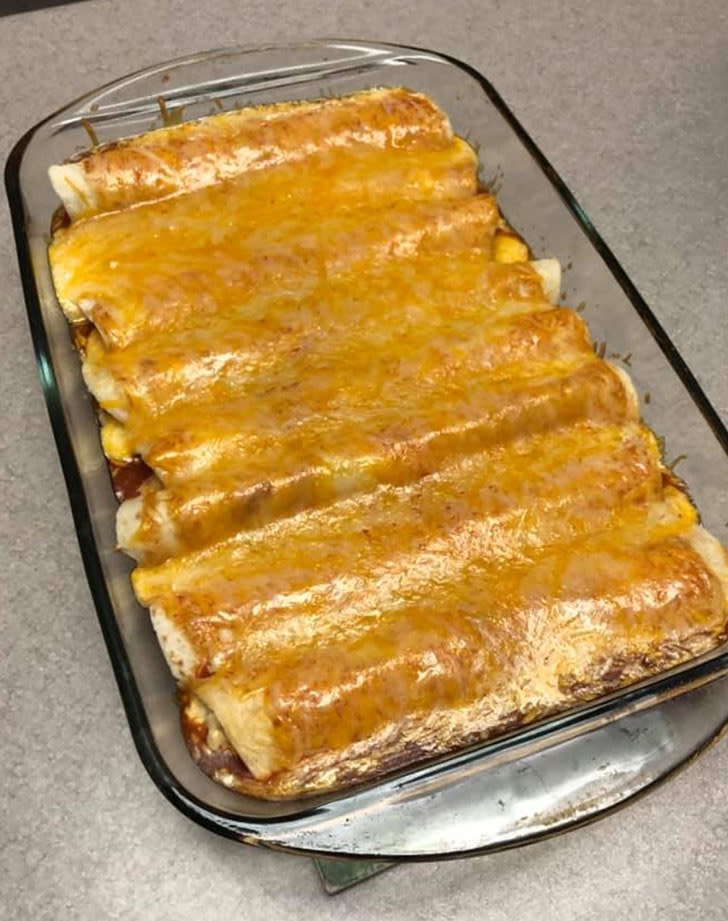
2,2,727,918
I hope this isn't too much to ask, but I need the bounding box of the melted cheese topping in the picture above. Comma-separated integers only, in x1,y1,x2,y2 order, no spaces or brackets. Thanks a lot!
82,254,548,422
134,423,665,640
48,87,728,798
51,192,498,347
50,87,455,219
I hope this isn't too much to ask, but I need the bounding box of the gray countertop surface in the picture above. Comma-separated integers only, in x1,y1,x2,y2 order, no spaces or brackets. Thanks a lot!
2,2,727,918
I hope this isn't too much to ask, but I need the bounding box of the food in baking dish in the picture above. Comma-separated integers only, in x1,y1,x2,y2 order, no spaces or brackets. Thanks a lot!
48,87,728,799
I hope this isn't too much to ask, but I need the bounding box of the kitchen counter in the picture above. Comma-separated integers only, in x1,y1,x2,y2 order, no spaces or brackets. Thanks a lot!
2,2,727,918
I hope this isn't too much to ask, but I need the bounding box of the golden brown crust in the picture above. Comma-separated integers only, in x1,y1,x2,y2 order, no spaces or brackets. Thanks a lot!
183,508,724,796
181,598,726,801
49,88,454,219
50,194,498,348
48,87,728,802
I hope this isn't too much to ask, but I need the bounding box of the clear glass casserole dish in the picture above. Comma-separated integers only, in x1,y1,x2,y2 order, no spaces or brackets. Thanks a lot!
5,40,728,860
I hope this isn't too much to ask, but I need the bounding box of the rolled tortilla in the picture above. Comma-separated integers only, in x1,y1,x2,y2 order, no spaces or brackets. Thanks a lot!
50,194,500,348
81,255,556,423
49,87,455,220
128,357,635,488
132,420,666,678
188,498,727,796
117,307,593,560
530,258,561,304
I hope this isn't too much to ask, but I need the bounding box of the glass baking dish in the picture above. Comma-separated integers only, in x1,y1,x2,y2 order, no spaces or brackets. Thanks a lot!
6,40,728,860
